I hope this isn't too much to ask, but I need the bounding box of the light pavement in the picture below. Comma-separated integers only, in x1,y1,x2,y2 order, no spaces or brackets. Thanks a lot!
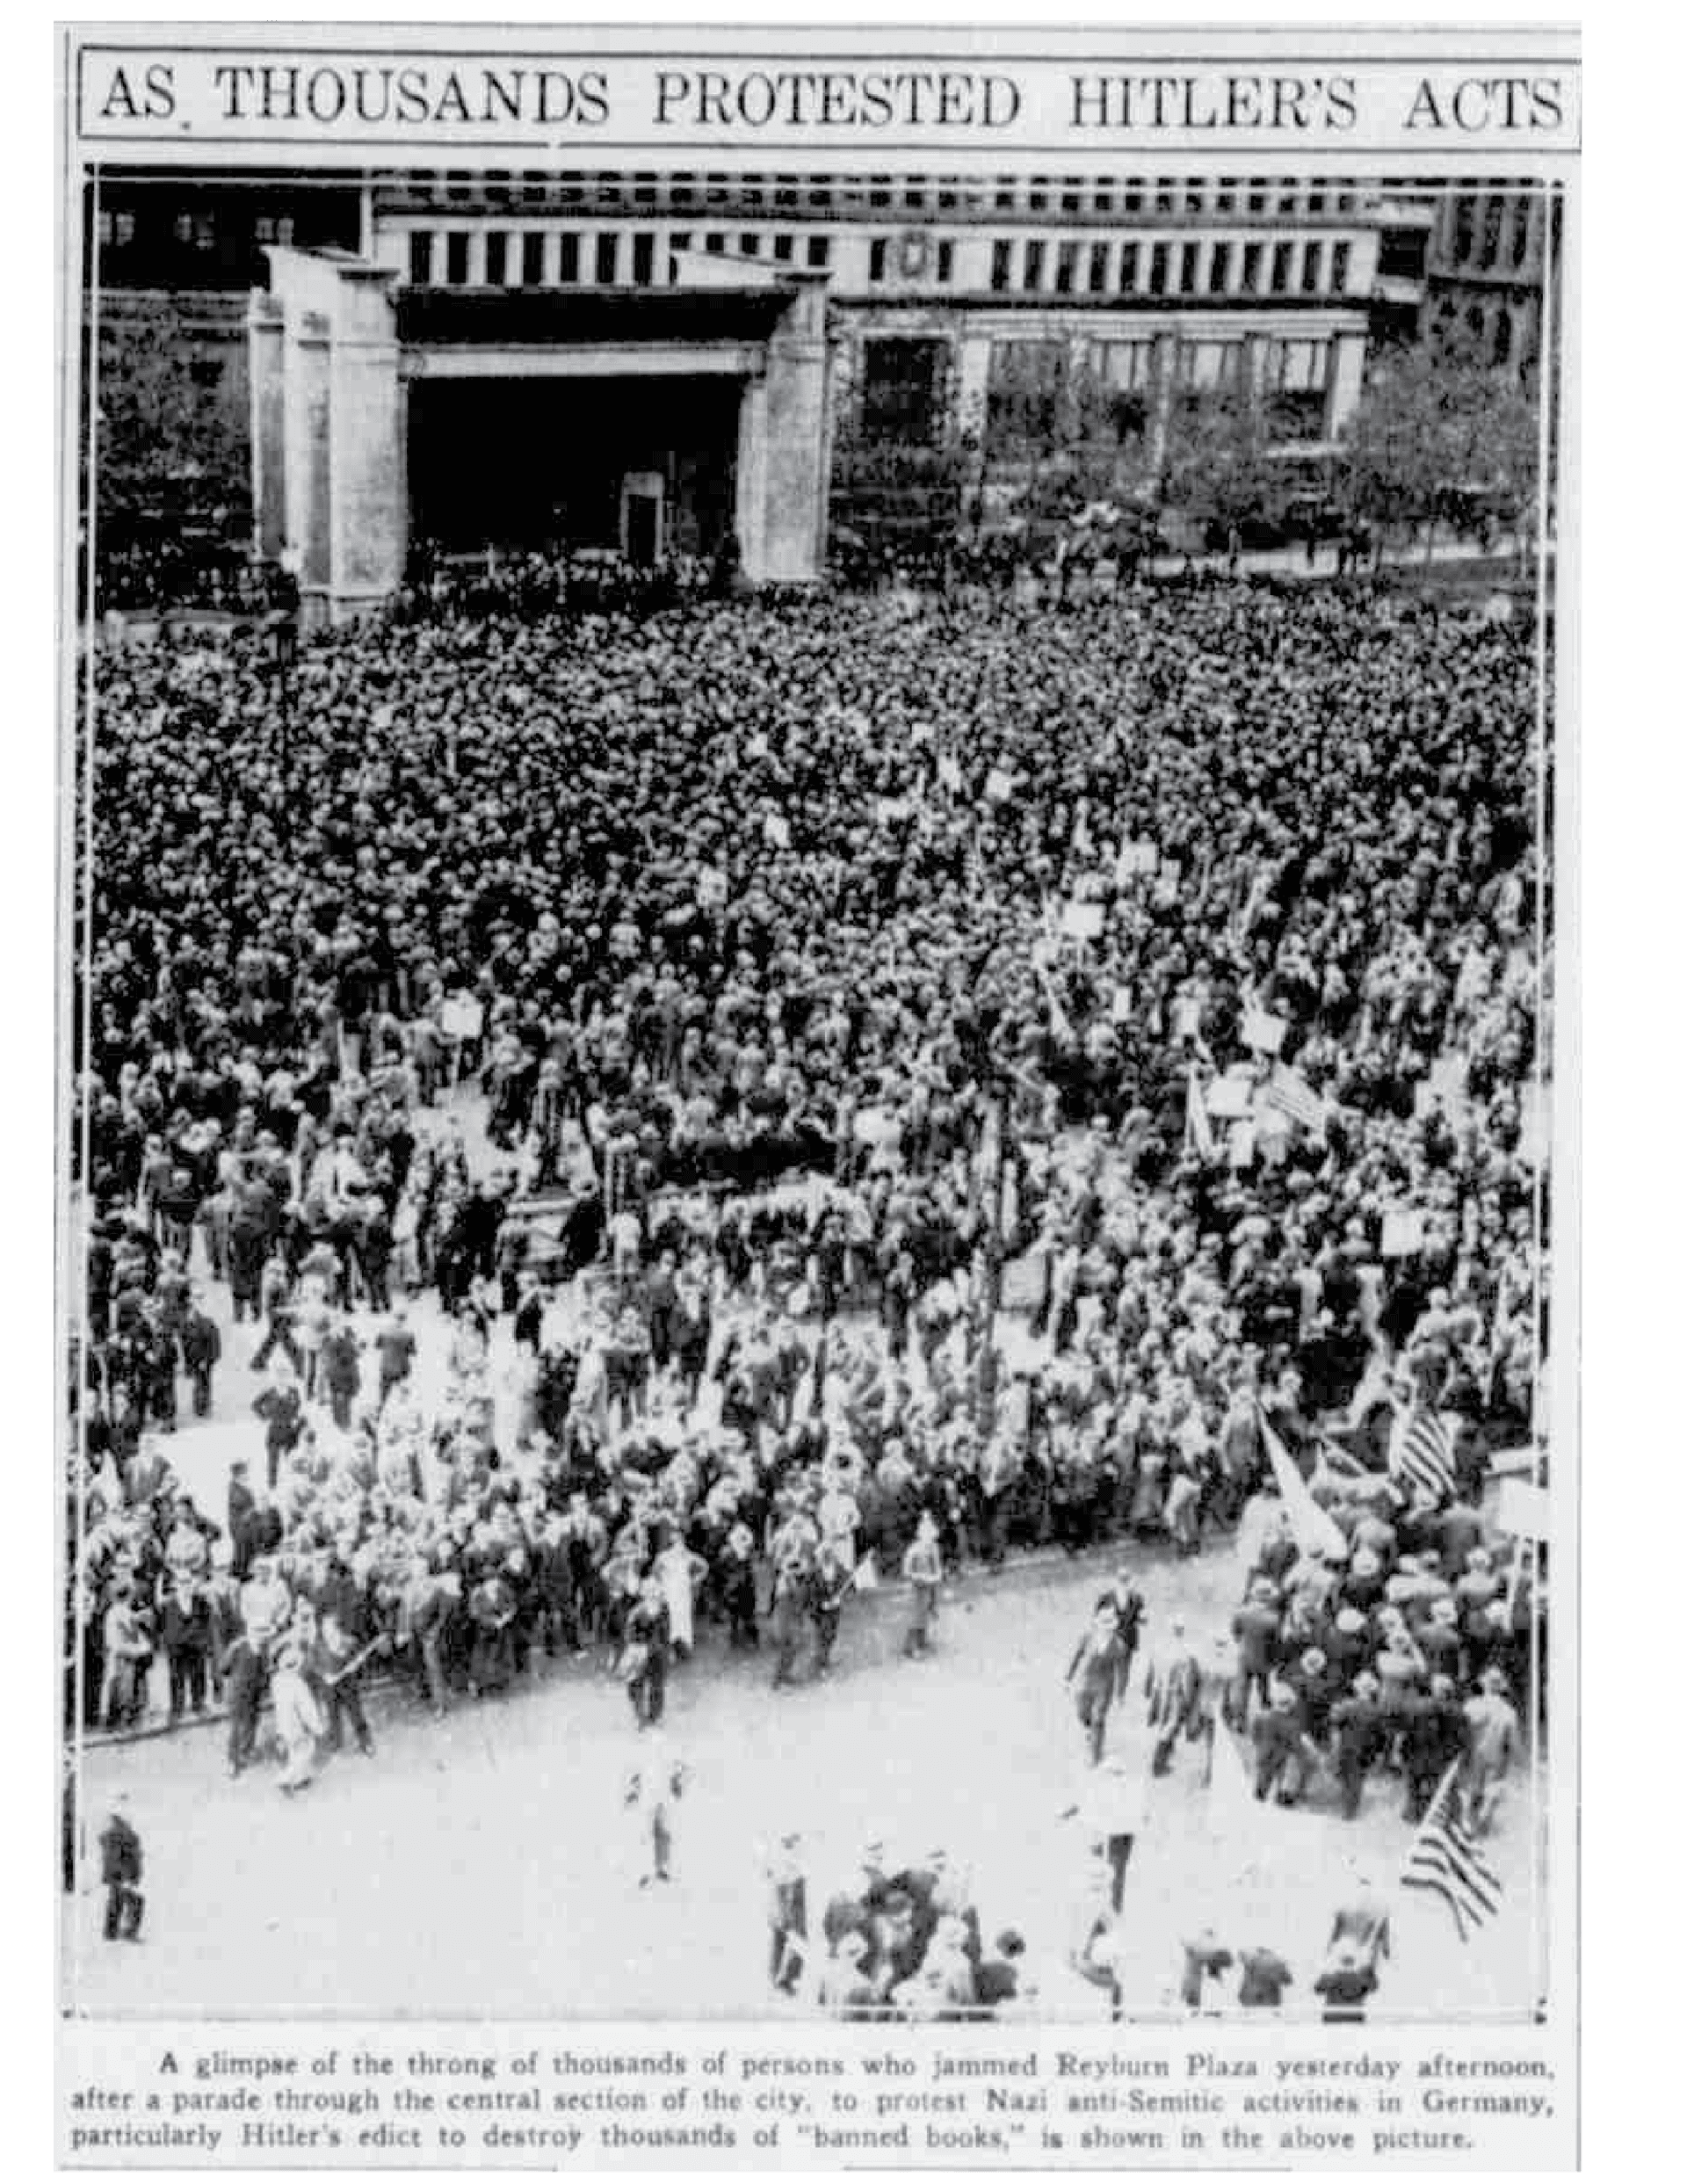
62,1539,1546,2025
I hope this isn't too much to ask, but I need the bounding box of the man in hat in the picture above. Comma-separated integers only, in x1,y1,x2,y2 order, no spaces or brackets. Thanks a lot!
220,1620,268,1779
1066,1598,1133,1768
272,1628,325,1794
719,1520,760,1652
374,1304,417,1410
1097,1564,1148,1685
763,1832,808,1995
1143,1614,1208,1778
1236,1939,1295,2010
1461,1665,1522,1836
1314,1936,1379,2022
1250,1685,1317,1807
900,1510,943,1659
1179,1926,1234,2013
1400,1672,1469,1825
1327,1872,1392,1968
1061,1756,1145,1915
98,1794,144,1942
1231,1578,1283,1730
179,1292,221,1419
1329,1671,1390,1821
625,1738,687,1888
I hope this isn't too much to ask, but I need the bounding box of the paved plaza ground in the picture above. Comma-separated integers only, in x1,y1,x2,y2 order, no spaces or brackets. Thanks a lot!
63,1533,1547,2026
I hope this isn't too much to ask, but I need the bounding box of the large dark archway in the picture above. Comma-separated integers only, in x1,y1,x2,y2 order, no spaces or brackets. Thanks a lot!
405,374,742,557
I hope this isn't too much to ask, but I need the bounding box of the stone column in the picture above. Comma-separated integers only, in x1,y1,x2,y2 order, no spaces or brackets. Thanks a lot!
246,290,286,560
327,266,404,620
735,375,770,575
753,283,829,583
284,308,333,627
1325,328,1367,439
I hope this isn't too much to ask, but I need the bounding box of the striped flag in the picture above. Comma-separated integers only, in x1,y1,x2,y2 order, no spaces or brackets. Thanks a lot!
1390,1404,1458,1505
1401,1762,1503,1941
1263,1063,1330,1135
1256,1403,1350,1562
1184,1070,1216,1161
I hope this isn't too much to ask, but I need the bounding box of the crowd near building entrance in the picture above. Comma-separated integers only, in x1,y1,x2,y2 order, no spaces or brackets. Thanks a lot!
250,248,830,619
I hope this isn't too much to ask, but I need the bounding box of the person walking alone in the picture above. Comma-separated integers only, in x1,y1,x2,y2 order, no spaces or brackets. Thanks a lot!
901,1511,943,1660
98,1795,144,1942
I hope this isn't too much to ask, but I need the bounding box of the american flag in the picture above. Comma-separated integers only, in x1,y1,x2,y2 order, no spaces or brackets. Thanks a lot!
1390,1404,1458,1505
1263,1063,1330,1134
1401,1763,1503,1941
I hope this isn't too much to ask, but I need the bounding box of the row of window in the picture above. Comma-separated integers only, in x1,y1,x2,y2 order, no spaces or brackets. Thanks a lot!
984,235,1350,301
856,330,1334,447
1439,192,1540,276
96,210,300,250
406,225,834,287
402,222,1353,300
382,168,1377,221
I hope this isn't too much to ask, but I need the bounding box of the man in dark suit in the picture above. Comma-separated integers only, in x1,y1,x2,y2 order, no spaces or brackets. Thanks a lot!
98,1796,144,1941
226,1459,258,1581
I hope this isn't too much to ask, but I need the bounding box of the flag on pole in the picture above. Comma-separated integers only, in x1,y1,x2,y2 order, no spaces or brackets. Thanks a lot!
1184,1070,1217,1162
1256,1404,1350,1562
1401,1761,1502,1941
1389,1404,1458,1506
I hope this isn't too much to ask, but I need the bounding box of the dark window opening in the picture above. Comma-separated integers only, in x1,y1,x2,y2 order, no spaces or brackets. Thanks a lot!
858,336,947,443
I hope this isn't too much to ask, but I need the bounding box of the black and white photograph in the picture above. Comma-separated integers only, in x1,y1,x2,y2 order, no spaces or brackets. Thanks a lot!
54,17,1578,2167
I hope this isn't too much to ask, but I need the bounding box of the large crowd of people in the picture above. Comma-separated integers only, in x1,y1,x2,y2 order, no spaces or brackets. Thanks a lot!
67,573,1549,1919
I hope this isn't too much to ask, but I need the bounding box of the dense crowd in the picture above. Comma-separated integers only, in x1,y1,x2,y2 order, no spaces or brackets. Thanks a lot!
68,579,1549,1833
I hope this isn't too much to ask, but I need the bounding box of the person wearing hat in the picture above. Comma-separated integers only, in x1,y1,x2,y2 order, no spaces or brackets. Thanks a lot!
1329,1671,1390,1821
1061,1755,1146,1916
271,1629,324,1795
1400,1671,1469,1825
1250,1683,1317,1808
1285,1644,1340,1743
900,1509,943,1660
1461,1666,1522,1837
624,1738,688,1889
178,1291,221,1419
1230,1578,1282,1731
1314,1936,1379,2022
1178,1926,1234,2013
762,1832,809,1995
98,1794,144,1942
1142,1613,1207,1779
1066,1598,1134,1769
1323,1603,1372,1686
1236,1939,1295,2010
